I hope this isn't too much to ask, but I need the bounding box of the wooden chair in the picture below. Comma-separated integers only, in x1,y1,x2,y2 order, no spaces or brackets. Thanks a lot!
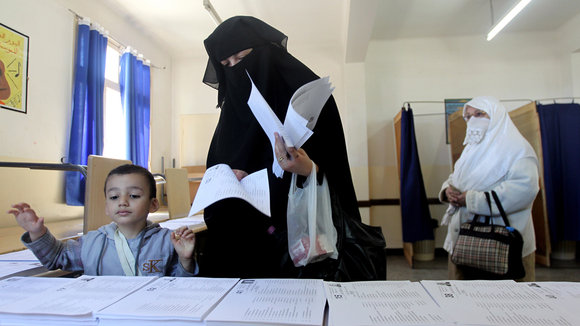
83,155,131,233
164,168,192,219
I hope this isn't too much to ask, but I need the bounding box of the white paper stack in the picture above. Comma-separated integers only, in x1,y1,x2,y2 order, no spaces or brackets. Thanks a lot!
0,275,156,326
324,280,451,326
158,215,205,230
421,280,580,325
205,278,327,326
96,277,240,326
0,249,44,279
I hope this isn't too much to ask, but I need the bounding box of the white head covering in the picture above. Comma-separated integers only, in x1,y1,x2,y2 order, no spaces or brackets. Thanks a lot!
451,96,537,192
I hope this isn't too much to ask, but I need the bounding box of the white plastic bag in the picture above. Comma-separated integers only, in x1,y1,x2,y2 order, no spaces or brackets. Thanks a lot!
287,161,338,267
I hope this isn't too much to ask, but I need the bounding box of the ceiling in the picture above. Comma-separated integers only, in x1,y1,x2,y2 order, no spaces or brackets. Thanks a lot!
99,0,580,61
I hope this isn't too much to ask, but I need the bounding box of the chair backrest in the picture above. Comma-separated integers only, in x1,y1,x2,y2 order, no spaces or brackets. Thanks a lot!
164,168,192,219
83,155,131,233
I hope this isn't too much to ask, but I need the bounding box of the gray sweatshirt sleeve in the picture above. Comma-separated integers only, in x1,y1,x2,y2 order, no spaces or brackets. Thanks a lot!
22,230,84,272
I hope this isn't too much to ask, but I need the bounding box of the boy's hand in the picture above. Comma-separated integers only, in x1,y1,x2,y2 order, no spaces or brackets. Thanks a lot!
8,202,47,241
171,226,196,273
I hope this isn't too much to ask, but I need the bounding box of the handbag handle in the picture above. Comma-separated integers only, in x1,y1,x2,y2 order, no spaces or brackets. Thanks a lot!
472,192,493,225
490,190,511,227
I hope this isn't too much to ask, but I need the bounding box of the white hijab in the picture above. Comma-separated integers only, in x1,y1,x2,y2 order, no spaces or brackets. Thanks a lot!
451,96,537,192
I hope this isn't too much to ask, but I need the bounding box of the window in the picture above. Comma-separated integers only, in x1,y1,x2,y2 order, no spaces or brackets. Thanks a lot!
102,43,127,159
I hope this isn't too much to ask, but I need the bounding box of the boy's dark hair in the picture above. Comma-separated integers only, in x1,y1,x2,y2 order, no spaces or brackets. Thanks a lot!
104,164,157,199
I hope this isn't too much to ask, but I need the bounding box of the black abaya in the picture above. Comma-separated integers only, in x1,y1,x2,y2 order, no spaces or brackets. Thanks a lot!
200,16,361,278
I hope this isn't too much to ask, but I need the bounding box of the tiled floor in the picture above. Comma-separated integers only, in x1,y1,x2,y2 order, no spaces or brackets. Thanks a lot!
386,249,580,282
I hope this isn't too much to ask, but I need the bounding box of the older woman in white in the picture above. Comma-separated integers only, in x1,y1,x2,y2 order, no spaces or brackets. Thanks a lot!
439,96,539,281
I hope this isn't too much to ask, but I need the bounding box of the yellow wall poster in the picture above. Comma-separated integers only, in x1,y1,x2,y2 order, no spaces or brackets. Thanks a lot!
0,23,29,114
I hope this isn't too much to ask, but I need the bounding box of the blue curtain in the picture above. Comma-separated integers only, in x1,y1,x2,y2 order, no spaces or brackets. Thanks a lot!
65,21,107,205
537,103,580,242
120,52,151,168
400,108,435,242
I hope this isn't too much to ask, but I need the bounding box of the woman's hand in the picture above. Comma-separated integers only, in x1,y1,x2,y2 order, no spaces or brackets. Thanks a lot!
274,132,318,176
445,187,466,207
8,202,47,241
232,169,248,181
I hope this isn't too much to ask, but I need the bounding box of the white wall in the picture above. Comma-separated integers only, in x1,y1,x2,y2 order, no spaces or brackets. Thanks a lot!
0,0,172,227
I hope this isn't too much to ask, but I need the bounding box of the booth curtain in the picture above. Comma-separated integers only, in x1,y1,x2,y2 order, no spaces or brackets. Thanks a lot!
120,51,151,168
400,108,435,242
65,20,108,205
537,103,580,242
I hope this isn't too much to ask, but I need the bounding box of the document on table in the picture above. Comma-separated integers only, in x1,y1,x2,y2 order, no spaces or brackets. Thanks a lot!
0,249,39,261
523,282,580,324
205,278,327,326
247,71,333,178
421,280,579,325
159,215,205,231
324,280,451,326
0,261,44,279
0,275,157,324
188,164,270,217
97,277,239,325
0,276,75,306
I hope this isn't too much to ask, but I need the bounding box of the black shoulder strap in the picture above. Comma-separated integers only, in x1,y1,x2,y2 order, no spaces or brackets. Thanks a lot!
491,190,511,227
483,192,492,224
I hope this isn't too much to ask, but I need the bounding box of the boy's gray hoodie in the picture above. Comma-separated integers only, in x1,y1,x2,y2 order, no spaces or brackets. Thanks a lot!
22,221,196,276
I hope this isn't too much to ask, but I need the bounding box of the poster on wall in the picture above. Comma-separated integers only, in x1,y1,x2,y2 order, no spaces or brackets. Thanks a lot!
444,98,470,144
0,23,29,114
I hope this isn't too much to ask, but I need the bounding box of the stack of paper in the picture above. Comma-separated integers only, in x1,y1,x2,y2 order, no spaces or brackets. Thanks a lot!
205,278,327,326
523,282,580,324
0,276,75,307
421,280,580,325
246,72,334,178
97,277,239,325
0,249,44,279
0,275,156,325
324,280,451,326
158,215,206,231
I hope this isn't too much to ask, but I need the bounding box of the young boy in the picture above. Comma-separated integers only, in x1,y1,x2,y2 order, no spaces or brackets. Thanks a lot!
8,164,197,276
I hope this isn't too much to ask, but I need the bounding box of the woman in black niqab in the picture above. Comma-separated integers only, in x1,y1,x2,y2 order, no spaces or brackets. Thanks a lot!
200,16,362,278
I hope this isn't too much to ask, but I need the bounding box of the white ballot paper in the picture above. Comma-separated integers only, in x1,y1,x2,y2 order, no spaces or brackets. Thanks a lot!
0,249,39,261
324,280,451,326
188,164,270,217
0,275,156,325
205,278,327,326
97,277,240,325
246,71,334,178
0,276,75,306
159,215,205,230
421,280,579,326
523,282,580,325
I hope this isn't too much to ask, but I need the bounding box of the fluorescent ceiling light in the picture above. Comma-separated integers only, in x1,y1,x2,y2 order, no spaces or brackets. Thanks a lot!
487,0,532,41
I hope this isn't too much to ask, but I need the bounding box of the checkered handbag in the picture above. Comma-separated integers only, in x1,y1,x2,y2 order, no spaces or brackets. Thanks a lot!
451,191,525,279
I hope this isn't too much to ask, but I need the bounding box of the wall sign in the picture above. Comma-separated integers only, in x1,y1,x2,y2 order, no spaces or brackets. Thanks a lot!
0,23,29,114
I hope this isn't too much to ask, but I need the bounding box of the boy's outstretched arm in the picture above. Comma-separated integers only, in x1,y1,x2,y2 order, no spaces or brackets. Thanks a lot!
171,226,196,273
8,202,48,241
